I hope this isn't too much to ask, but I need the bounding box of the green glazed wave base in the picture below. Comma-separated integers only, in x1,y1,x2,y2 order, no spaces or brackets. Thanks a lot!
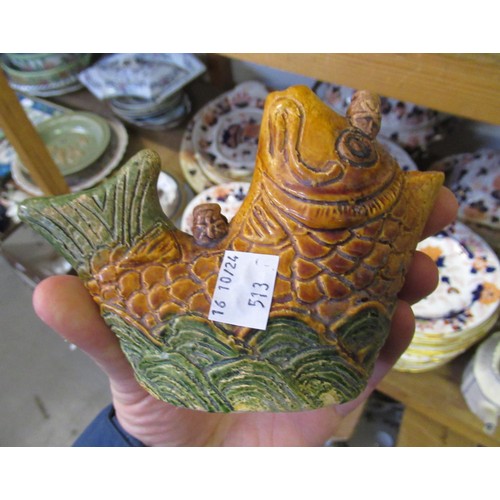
105,309,389,412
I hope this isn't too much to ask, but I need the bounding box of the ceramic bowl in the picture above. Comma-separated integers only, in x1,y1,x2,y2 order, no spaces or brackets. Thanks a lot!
0,54,91,86
4,53,80,72
109,91,191,131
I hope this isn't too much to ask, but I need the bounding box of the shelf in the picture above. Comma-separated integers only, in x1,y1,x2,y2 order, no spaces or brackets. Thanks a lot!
222,53,500,126
377,353,500,447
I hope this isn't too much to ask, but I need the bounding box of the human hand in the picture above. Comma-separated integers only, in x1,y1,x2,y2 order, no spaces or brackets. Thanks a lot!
32,187,457,446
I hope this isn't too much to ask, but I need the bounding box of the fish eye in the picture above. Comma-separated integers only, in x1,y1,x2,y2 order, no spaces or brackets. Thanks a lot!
335,128,378,168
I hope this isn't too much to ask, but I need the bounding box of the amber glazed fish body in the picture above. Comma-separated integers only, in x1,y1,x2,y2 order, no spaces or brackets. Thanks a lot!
20,86,443,412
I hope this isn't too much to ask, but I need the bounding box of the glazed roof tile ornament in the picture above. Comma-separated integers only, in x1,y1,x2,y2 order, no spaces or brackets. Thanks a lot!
19,86,444,412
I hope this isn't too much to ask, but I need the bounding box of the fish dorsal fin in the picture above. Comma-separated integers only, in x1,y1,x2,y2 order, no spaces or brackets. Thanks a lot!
19,149,171,278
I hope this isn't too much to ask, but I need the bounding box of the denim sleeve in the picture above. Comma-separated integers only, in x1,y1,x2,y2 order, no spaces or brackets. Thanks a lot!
73,404,145,447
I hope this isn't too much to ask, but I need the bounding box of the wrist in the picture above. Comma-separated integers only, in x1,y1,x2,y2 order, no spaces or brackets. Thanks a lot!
73,404,145,447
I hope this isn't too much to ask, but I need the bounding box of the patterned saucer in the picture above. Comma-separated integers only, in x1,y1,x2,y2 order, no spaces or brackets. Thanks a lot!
180,181,250,234
180,81,268,190
414,222,499,335
395,222,500,372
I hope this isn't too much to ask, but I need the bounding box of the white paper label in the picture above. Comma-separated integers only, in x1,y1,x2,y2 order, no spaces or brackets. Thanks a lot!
209,250,280,330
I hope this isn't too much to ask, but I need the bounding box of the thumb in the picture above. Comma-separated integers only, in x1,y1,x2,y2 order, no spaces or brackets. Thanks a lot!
33,275,137,386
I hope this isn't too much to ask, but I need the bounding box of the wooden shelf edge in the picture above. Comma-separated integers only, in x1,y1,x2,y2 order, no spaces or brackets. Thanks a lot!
222,53,500,125
377,366,500,447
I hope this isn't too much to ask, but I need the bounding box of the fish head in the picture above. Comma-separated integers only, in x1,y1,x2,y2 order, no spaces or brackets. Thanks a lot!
255,85,405,229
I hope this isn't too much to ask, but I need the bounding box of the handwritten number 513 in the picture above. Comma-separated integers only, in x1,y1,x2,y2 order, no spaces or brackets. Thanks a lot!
248,282,269,308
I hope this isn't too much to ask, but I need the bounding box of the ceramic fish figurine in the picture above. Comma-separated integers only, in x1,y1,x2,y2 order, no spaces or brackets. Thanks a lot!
19,85,443,412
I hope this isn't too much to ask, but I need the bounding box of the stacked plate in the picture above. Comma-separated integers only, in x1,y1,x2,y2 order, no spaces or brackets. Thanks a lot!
108,91,191,130
180,81,269,193
78,53,206,131
431,149,499,254
6,98,128,196
180,182,250,234
1,54,91,97
395,222,500,373
314,81,452,161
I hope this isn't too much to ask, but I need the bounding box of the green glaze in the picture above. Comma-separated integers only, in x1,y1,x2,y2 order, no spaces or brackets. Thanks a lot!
105,312,387,412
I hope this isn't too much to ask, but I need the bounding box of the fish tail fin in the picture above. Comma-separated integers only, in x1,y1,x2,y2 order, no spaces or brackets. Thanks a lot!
18,149,170,278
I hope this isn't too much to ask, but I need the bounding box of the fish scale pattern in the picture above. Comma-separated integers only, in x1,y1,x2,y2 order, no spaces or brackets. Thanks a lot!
85,169,416,353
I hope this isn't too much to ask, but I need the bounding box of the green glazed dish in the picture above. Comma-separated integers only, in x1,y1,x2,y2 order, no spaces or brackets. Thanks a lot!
20,112,111,177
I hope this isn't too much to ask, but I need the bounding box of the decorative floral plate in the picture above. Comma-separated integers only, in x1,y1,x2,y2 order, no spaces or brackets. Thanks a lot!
395,222,500,372
395,314,499,372
414,222,499,335
192,81,267,183
179,118,216,193
180,81,269,190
